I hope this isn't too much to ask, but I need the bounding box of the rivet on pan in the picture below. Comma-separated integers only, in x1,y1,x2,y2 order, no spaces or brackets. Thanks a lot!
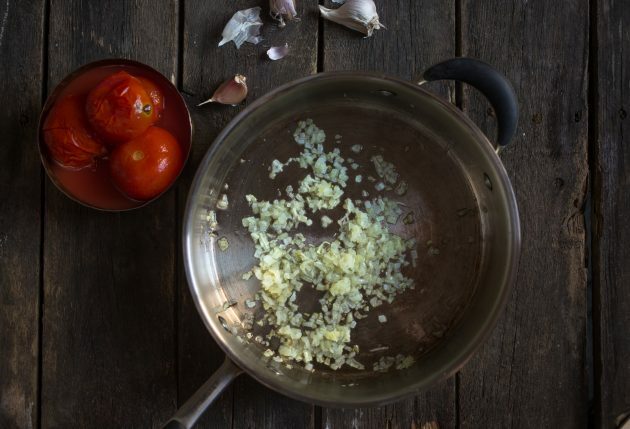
374,90,396,97
218,316,230,332
484,173,493,191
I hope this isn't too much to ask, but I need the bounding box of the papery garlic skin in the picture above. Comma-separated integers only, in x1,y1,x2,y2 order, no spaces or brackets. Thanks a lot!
319,0,384,37
270,0,298,28
219,7,263,48
198,75,248,106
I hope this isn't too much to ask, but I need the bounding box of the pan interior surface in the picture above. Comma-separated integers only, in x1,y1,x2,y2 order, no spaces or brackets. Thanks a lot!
185,74,518,406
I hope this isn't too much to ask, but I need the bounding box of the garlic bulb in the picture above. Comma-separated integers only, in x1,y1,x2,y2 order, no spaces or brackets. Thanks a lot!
270,0,298,28
198,75,248,106
319,0,385,37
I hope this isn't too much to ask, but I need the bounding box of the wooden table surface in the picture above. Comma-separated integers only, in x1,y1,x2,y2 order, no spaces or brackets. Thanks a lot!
1,0,628,428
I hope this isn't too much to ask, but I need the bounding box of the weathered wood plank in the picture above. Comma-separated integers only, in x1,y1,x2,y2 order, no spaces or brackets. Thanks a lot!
322,0,455,85
321,1,457,428
459,0,589,427
0,0,45,428
178,1,319,427
594,0,630,426
41,1,179,427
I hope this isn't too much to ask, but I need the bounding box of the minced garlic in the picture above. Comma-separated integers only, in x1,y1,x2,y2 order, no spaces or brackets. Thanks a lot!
239,119,417,371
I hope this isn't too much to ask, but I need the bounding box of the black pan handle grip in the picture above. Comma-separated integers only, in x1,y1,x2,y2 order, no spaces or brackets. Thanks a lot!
422,57,518,147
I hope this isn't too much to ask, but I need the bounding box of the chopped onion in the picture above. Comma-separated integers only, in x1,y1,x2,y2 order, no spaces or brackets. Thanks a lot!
371,155,399,184
239,119,416,371
217,237,229,251
216,194,229,210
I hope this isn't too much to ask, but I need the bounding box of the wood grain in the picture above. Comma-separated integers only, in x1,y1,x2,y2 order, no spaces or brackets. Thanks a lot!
0,1,45,428
0,1,615,428
320,1,457,428
458,0,589,427
41,1,179,427
593,0,630,426
178,1,319,427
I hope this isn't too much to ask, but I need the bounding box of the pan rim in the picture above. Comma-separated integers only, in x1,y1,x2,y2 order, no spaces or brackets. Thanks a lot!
183,71,521,407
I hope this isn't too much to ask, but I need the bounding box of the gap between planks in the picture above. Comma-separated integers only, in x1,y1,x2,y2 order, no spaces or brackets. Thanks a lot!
37,1,51,428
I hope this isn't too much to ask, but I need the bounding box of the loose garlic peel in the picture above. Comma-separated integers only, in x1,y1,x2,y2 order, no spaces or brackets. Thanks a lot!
219,7,263,49
239,120,417,372
319,0,385,37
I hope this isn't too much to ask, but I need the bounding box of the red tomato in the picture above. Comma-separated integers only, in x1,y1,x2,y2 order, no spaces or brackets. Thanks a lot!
43,95,106,169
138,77,165,117
109,127,182,200
86,71,158,144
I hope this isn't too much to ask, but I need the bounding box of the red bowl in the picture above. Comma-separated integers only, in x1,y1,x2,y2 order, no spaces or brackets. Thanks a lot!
38,59,192,211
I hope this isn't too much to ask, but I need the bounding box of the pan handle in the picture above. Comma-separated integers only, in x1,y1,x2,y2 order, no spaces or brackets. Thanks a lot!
421,57,519,148
162,358,242,429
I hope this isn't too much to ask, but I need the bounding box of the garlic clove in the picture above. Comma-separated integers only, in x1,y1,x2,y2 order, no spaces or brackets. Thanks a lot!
270,0,298,28
219,7,263,49
319,0,385,37
198,75,248,106
267,44,290,61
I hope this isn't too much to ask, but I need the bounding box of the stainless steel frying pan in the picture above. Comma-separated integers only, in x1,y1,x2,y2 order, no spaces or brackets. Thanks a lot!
165,58,520,428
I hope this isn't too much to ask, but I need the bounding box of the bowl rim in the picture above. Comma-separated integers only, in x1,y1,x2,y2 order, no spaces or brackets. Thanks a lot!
37,58,193,212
